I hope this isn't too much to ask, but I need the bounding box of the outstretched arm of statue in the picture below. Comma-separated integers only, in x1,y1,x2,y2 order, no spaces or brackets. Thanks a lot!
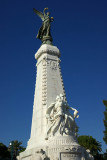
67,106,79,119
67,105,74,111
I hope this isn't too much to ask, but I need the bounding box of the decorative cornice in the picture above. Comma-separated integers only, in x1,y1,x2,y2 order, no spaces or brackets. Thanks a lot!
35,44,61,60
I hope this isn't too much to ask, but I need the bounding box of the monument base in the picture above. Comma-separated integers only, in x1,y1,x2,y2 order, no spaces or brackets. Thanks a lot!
18,135,94,160
48,135,82,160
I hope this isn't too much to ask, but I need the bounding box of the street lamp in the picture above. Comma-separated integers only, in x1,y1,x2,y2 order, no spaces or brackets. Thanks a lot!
10,142,13,160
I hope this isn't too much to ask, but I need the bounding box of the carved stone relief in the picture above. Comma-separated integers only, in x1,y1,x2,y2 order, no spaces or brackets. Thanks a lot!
42,56,58,71
45,94,79,139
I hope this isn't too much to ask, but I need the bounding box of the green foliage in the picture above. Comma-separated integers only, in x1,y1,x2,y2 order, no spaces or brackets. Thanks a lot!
0,143,10,159
103,152,107,160
103,100,107,145
77,135,102,156
0,141,25,160
94,153,105,160
8,140,26,158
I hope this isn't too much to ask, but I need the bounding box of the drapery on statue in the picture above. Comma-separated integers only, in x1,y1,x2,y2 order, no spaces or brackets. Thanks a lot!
33,8,54,45
45,94,79,139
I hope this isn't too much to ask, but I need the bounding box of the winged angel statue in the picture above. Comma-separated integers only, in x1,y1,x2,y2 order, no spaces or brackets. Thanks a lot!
33,8,54,44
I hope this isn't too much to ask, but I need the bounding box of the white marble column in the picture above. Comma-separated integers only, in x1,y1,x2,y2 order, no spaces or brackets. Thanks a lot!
27,44,66,149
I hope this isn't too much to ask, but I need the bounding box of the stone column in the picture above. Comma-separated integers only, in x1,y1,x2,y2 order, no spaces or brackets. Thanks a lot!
27,44,66,149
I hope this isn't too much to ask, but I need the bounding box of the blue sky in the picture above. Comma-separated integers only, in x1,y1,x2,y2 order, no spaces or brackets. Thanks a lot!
0,0,107,152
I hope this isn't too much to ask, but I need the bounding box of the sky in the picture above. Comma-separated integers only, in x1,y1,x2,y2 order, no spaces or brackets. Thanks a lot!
0,0,107,152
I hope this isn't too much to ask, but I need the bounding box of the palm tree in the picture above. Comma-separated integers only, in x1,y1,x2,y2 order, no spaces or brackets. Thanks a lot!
8,140,25,159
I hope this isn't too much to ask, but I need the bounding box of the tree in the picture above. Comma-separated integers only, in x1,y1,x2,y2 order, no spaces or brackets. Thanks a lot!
103,100,107,145
0,143,10,159
77,135,102,159
8,140,26,159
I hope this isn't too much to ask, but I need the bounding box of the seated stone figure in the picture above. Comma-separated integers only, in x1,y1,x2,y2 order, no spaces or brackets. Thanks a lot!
45,94,79,139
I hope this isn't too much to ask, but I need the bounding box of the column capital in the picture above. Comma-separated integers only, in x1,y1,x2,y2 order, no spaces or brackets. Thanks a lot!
35,44,60,60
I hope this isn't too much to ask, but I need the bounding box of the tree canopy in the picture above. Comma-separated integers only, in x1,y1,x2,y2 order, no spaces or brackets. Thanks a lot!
0,140,25,160
0,143,10,159
8,140,26,159
77,135,102,156
103,100,107,145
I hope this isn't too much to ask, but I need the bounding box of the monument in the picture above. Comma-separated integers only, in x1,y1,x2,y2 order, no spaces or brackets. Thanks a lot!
18,8,94,160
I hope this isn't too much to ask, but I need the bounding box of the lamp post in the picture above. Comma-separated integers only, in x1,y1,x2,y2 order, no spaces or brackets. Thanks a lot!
10,142,13,160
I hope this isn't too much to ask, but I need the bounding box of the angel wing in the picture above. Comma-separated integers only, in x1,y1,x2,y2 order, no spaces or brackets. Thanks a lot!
33,8,44,21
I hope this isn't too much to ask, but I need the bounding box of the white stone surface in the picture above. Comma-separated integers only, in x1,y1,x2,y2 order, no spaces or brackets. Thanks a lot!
18,44,94,160
27,44,66,150
45,94,79,140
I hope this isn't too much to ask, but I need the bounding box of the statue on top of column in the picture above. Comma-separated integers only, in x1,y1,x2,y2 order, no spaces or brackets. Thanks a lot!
33,8,54,45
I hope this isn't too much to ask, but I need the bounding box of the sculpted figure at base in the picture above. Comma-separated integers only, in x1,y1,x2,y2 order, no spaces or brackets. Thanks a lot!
36,149,49,160
33,8,54,44
45,94,79,139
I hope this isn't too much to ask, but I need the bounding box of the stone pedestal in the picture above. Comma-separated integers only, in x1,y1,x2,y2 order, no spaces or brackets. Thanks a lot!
18,44,94,160
48,135,81,160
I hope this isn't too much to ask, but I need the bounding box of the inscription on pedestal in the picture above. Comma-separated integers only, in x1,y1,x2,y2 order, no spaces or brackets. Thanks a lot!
59,152,81,160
